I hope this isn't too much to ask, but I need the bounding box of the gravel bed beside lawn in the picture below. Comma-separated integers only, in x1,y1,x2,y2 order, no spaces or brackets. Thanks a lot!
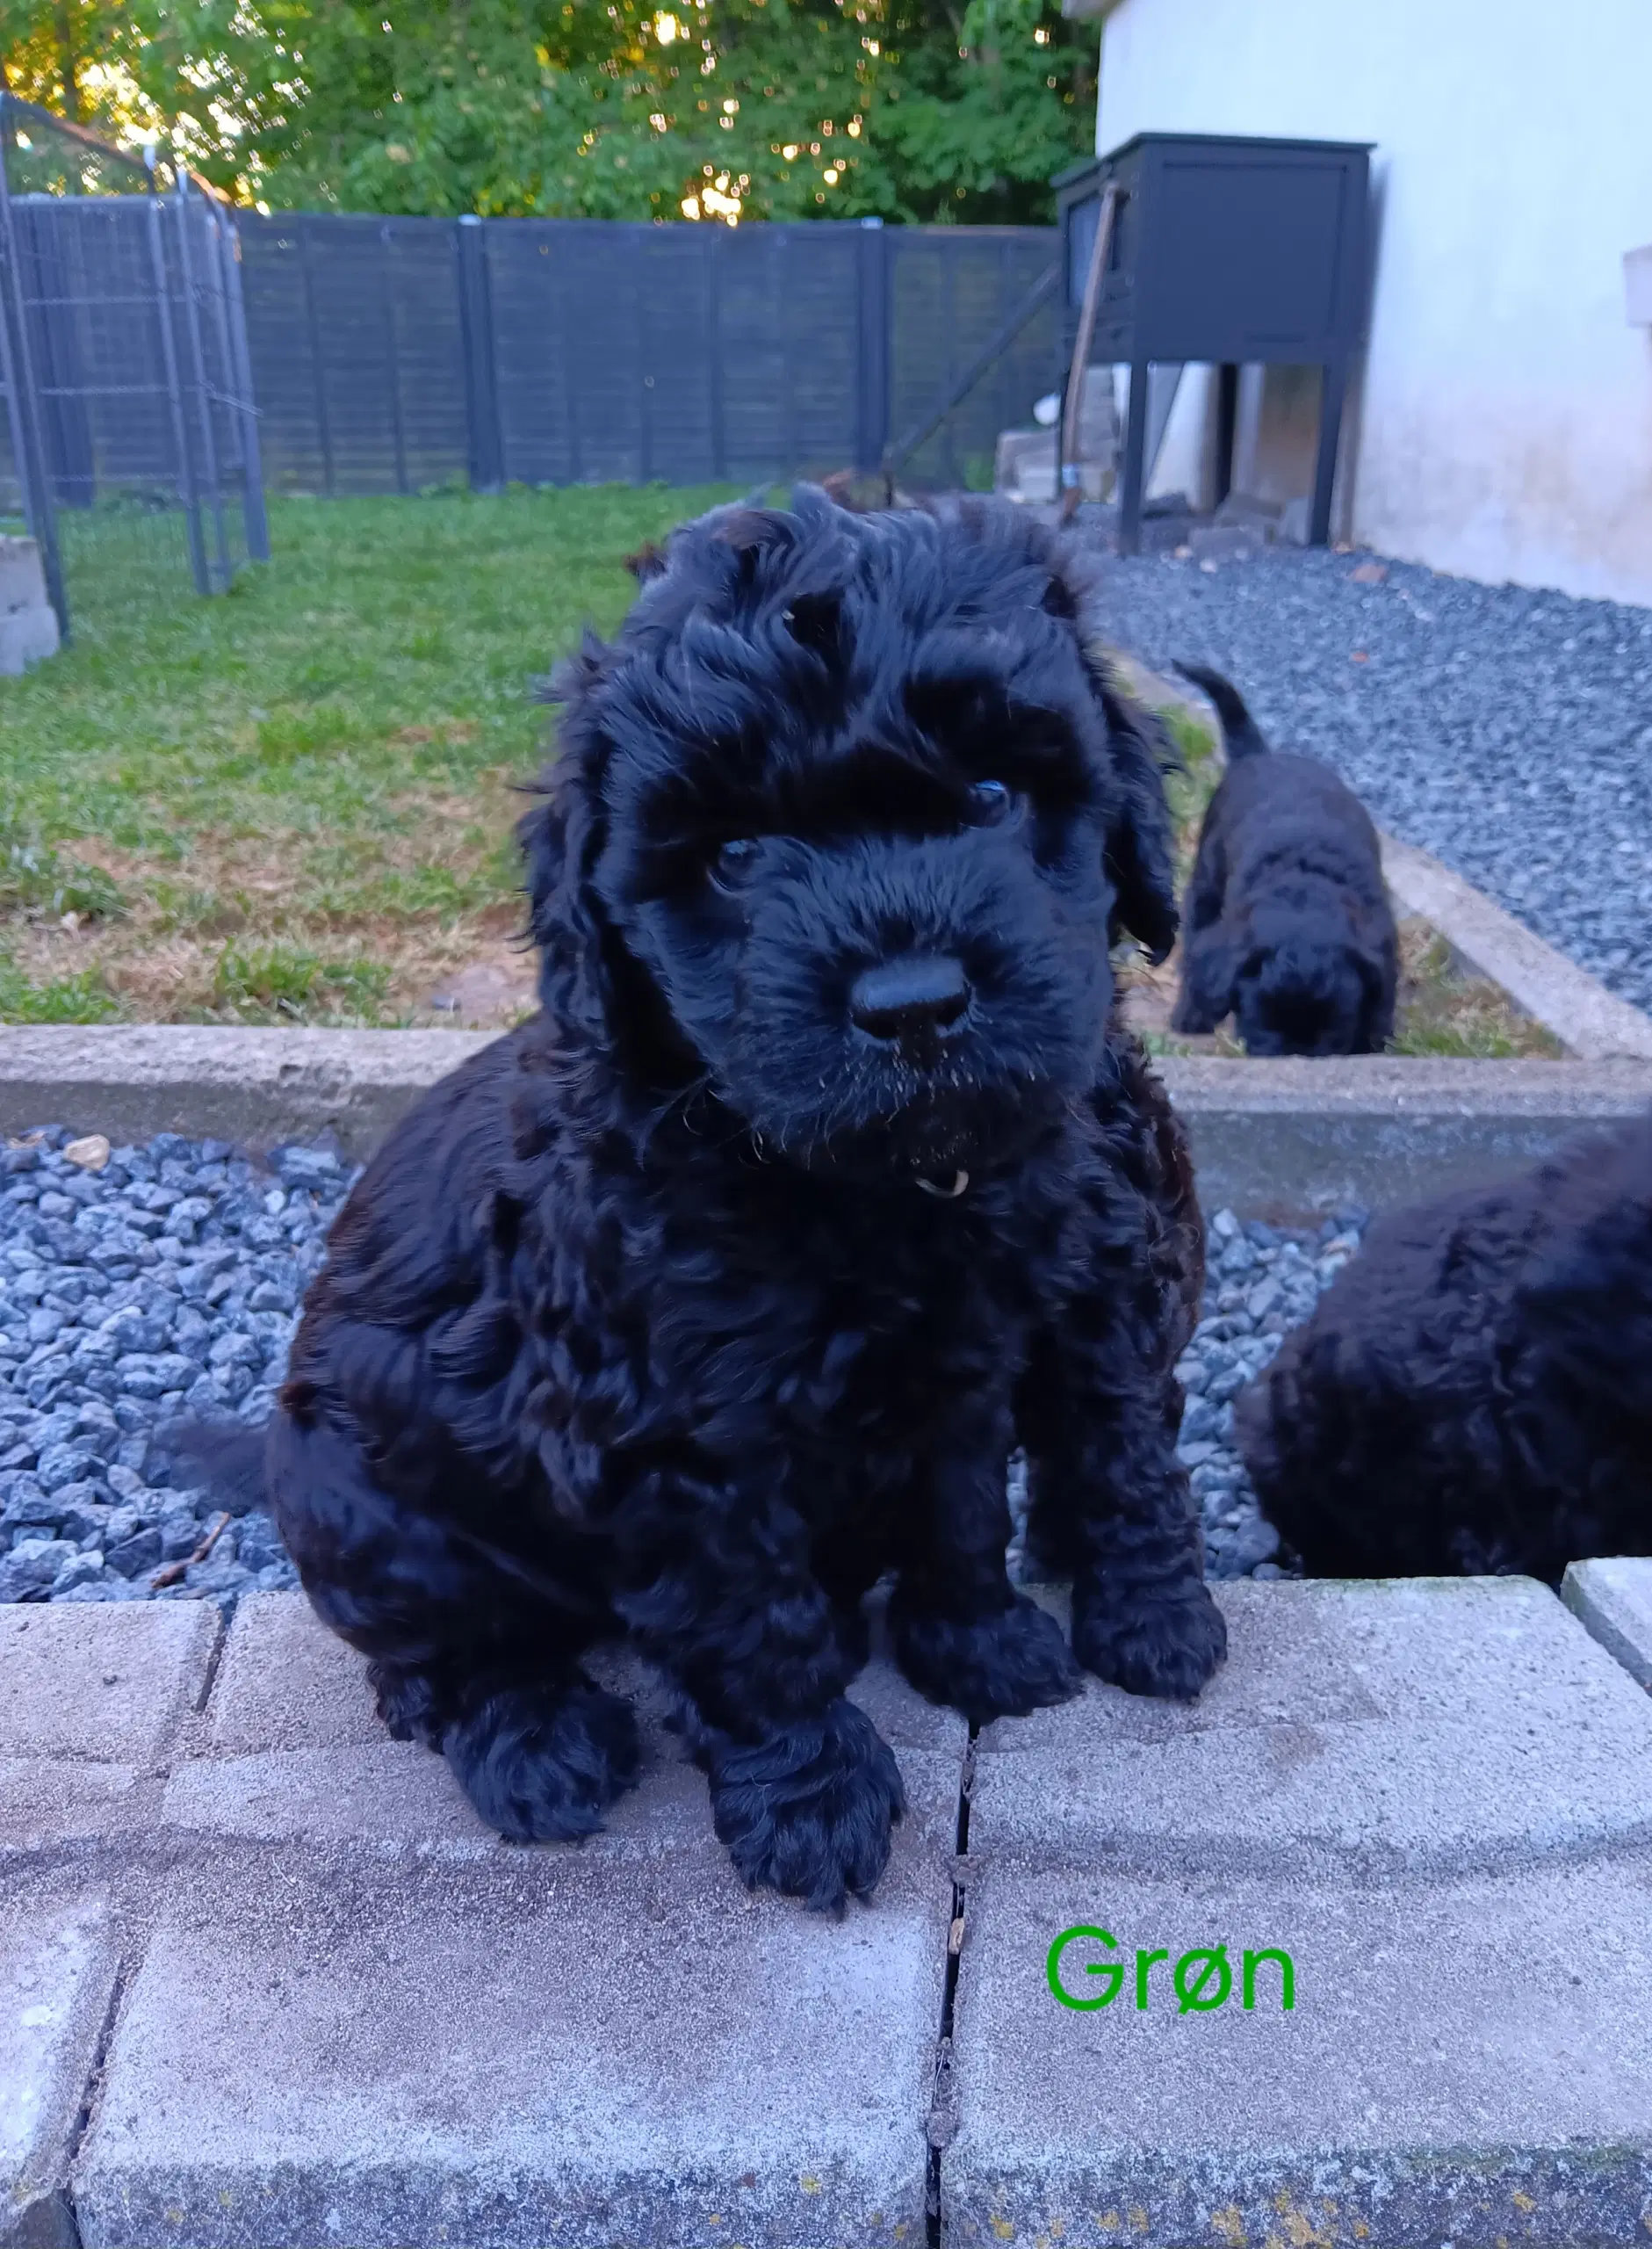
1091,542,1652,1016
2,1124,1363,1608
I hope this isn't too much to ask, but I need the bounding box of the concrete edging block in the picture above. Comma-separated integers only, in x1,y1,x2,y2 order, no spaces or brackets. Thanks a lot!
6,1026,1652,1214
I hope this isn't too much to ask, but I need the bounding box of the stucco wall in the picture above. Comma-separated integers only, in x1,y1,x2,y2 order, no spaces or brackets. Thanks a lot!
1091,0,1652,606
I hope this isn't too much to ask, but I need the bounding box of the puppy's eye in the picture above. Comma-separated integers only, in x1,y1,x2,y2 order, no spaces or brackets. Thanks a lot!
711,836,758,890
964,779,1019,827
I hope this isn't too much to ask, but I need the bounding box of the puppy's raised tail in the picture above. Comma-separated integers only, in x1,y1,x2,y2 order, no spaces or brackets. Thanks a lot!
1173,662,1271,761
155,1416,269,1517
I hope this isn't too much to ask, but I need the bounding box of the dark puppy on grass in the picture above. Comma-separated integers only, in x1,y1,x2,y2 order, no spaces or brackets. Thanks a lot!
189,489,1226,1910
1237,1113,1652,1582
1171,666,1397,1056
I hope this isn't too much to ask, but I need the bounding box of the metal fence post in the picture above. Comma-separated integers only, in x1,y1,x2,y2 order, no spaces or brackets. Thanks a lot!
0,93,70,637
146,177,210,595
855,217,889,478
216,208,270,561
457,215,503,492
172,173,232,589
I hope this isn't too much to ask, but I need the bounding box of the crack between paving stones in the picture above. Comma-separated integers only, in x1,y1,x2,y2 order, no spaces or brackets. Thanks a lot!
926,1727,976,2249
56,1949,135,2246
190,1602,233,1717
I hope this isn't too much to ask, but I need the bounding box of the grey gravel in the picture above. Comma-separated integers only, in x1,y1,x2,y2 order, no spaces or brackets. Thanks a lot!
1090,541,1652,1013
4,1125,1359,1610
0,1124,356,1609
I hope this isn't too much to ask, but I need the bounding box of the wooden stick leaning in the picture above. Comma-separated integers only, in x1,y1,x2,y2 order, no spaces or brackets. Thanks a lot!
1058,181,1120,525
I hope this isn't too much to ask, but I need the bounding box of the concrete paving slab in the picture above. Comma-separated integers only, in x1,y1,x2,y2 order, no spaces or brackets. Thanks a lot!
947,1858,1652,2248
973,1578,1652,1876
0,1891,120,2249
1562,1556,1652,1692
953,1575,1652,2246
0,1603,218,1768
76,1833,952,2249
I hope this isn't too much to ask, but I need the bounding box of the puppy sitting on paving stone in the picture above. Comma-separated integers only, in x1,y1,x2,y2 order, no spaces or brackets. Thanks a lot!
185,488,1225,1908
1237,1111,1652,1581
1170,665,1398,1056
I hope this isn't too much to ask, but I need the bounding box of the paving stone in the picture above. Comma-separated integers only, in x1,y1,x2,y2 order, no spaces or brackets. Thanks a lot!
1562,1556,1652,1691
950,1576,1652,2247
973,1578,1652,1874
0,1603,218,1767
202,1590,382,1753
0,1891,120,2249
77,1819,955,2247
947,1859,1652,2248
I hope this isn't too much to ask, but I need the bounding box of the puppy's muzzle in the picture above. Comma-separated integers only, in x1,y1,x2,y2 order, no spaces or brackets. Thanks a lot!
849,955,970,1059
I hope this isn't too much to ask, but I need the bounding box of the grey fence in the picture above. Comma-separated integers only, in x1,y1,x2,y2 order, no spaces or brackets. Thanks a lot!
239,213,1059,498
0,94,267,639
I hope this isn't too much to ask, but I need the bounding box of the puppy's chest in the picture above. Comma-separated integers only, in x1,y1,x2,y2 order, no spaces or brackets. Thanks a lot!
653,1197,1063,1443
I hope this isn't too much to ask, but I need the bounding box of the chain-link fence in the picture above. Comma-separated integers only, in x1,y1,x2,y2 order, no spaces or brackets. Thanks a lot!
0,93,267,641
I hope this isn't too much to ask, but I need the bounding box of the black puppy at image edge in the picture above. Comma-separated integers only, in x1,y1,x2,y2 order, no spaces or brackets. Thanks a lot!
1238,1111,1652,1583
180,488,1227,1909
1171,665,1398,1057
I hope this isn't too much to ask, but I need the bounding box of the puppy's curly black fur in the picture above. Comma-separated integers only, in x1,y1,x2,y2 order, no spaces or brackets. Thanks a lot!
188,488,1225,1908
1172,666,1397,1056
1237,1113,1652,1583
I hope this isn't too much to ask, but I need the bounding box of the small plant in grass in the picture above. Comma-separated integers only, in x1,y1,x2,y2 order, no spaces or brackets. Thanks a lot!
212,944,394,1024
1,813,123,924
0,953,123,1024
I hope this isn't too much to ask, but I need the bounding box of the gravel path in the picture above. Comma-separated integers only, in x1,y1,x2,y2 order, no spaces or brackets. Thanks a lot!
0,1126,344,1608
1090,542,1652,1016
2,1125,1359,1607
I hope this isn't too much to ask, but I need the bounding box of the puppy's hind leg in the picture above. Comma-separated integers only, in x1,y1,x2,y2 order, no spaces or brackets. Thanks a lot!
267,1411,639,1842
441,1663,642,1844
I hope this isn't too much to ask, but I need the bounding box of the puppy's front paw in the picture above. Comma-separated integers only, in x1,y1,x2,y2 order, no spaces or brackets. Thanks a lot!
1072,1575,1227,1702
705,1698,905,1911
893,1592,1081,1725
444,1674,641,1843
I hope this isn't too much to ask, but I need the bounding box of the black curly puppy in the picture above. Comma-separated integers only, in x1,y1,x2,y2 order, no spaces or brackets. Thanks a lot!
198,490,1227,1909
1171,665,1397,1056
1237,1113,1652,1583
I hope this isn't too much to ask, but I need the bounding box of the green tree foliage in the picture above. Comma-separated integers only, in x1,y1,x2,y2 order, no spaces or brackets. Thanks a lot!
0,0,1094,223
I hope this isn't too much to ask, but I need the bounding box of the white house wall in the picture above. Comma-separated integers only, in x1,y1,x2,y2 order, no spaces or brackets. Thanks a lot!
1092,0,1652,605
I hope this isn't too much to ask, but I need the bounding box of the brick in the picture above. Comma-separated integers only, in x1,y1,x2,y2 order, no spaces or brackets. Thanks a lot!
0,1604,218,1767
0,1891,121,2249
1562,1556,1652,1691
973,1578,1652,1874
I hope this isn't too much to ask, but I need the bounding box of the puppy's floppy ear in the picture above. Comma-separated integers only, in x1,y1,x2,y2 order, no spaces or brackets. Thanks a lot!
1096,678,1180,965
518,633,614,1040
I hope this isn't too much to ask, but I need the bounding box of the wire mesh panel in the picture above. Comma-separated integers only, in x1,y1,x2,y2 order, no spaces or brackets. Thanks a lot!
237,213,1056,498
0,93,266,637
889,228,1060,491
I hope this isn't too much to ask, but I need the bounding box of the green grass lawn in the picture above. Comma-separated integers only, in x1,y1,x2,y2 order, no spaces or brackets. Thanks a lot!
0,484,735,1025
2,488,1562,1057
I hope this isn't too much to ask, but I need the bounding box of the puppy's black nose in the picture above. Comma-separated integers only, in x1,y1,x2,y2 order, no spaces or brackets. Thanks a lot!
849,956,970,1045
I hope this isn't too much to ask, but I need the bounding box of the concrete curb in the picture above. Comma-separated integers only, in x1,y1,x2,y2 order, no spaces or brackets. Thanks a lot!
1380,834,1652,1060
4,1026,1651,1214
